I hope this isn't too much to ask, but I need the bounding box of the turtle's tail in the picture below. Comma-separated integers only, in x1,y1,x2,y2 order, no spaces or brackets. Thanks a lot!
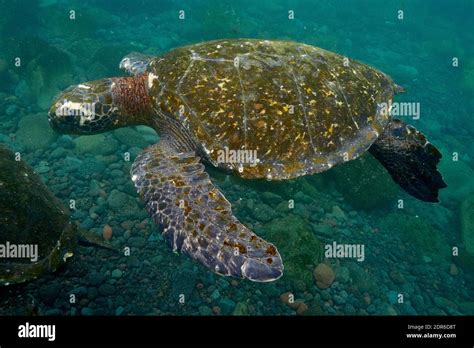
369,119,447,203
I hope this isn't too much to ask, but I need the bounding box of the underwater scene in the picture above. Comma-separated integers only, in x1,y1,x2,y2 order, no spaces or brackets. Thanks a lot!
0,0,473,318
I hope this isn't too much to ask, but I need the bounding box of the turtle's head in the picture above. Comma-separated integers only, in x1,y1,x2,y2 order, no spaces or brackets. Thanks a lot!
48,75,152,134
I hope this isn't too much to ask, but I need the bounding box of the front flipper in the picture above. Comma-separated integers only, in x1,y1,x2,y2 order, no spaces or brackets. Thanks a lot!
369,119,447,202
131,140,283,282
119,52,153,75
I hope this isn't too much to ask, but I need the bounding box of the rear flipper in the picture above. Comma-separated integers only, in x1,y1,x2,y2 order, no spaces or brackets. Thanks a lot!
369,119,447,202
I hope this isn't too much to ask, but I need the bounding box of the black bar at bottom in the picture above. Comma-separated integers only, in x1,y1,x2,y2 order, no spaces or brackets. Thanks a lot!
0,315,472,345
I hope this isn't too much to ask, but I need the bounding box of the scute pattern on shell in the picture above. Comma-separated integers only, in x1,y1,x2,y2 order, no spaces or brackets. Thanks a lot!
147,39,395,180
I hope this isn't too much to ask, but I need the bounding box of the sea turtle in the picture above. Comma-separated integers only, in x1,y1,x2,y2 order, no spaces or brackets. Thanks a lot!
48,39,447,282
0,145,110,286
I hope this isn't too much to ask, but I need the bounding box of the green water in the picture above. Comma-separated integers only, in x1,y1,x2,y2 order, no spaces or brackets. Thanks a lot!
0,0,473,316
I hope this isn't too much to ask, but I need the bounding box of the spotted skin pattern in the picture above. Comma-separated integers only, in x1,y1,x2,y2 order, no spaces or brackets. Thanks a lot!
131,139,283,281
146,39,396,180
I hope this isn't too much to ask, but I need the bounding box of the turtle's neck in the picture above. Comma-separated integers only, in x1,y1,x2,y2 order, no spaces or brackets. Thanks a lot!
111,74,154,126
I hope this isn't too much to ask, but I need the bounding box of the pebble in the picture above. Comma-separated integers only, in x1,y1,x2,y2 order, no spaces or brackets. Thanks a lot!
6,104,18,115
49,147,66,159
389,270,406,284
388,291,398,304
320,290,331,301
251,203,275,222
115,306,125,316
433,296,458,311
312,224,332,236
45,309,62,316
128,237,146,248
261,191,282,205
343,303,356,315
171,269,196,299
81,307,94,316
127,256,140,269
107,189,137,217
35,163,50,174
39,283,61,305
313,263,335,289
333,295,345,305
219,299,236,315
382,304,398,316
111,169,123,178
411,294,425,311
98,283,116,296
400,303,417,316
210,289,220,300
57,135,74,149
64,156,83,172
296,302,308,315
103,224,113,240
89,180,101,197
331,205,347,220
80,218,95,230
233,302,249,316
87,287,98,300
71,286,88,297
88,272,106,286
198,306,213,315
111,269,123,279
336,266,350,283
150,255,163,265
422,256,432,263
218,279,230,289
367,304,376,313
